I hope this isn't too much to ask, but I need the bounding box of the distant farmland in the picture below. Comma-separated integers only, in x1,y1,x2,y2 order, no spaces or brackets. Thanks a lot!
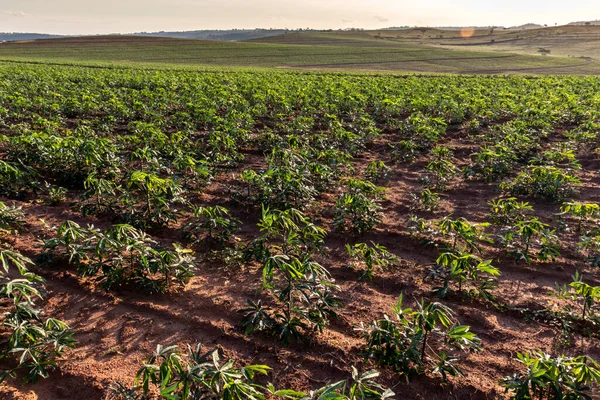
368,25,600,61
0,32,597,74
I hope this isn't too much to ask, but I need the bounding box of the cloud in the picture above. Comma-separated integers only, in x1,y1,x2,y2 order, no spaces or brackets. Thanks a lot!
4,11,28,18
374,15,389,23
342,19,353,24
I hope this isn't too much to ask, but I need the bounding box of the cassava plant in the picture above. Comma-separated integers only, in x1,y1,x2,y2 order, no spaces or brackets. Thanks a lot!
43,221,196,293
502,166,580,203
501,351,600,400
391,140,419,164
80,171,122,216
122,170,186,229
182,205,241,245
464,145,517,182
488,197,533,225
410,188,441,212
239,148,318,210
334,179,385,234
243,206,327,263
109,343,394,400
553,272,600,323
364,160,391,183
111,343,272,400
577,234,600,268
0,202,75,383
0,159,38,198
436,216,492,253
560,201,600,234
422,158,457,192
429,249,500,300
499,218,561,263
43,182,68,205
346,242,398,281
239,253,343,345
359,294,481,382
240,207,339,345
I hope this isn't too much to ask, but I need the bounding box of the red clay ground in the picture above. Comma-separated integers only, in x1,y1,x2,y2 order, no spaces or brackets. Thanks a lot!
1,123,599,399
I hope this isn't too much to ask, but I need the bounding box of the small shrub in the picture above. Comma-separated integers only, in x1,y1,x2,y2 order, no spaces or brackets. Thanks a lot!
111,343,271,399
43,221,196,293
437,216,491,253
109,343,394,400
346,242,398,280
429,249,500,300
423,158,458,191
182,205,241,245
44,182,68,205
502,166,580,202
499,218,560,263
501,351,600,400
122,170,186,229
553,272,600,322
359,295,480,382
560,201,600,233
364,160,391,183
464,145,517,182
334,179,385,234
244,206,327,263
488,197,533,225
391,140,419,163
410,188,440,212
239,253,342,345
0,160,37,198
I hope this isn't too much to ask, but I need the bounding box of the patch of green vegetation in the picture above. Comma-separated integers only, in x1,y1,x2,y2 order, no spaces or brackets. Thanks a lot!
0,34,595,74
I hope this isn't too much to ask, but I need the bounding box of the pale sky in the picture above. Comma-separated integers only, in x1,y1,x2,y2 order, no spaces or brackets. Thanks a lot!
0,0,598,35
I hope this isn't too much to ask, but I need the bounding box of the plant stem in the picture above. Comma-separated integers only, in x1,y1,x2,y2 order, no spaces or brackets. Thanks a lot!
421,331,428,363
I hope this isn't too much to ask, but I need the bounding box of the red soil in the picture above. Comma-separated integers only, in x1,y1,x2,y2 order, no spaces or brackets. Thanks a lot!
1,125,599,399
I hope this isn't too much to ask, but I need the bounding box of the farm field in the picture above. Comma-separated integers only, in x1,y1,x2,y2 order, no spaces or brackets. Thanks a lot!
0,62,599,399
368,25,600,60
0,33,599,74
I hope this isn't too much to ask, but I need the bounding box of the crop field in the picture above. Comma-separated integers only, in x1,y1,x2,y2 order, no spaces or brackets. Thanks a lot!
370,25,600,60
0,62,599,400
0,34,599,74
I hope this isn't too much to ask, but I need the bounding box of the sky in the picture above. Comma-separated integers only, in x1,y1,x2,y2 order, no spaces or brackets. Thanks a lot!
0,0,598,35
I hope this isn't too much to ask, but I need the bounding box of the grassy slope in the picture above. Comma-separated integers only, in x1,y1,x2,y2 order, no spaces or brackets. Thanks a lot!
0,33,596,74
370,25,600,60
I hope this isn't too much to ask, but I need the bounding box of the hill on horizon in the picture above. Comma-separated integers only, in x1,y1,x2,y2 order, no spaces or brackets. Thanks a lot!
0,21,589,43
569,20,600,26
0,33,64,41
133,29,289,41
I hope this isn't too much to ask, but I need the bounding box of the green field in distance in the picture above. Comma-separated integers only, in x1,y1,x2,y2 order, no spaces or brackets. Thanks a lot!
0,30,599,75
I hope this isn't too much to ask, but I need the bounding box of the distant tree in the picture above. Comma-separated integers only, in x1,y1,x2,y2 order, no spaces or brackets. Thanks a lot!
538,47,551,56
586,22,591,26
